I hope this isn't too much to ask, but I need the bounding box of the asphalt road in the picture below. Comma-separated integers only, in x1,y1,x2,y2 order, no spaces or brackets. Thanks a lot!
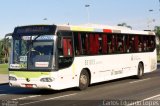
0,65,160,106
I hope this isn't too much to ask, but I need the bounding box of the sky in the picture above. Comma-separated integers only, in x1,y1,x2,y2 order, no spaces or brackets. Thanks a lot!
0,0,160,39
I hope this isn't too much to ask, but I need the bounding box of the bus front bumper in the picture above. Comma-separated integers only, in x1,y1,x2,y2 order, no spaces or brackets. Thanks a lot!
9,80,62,90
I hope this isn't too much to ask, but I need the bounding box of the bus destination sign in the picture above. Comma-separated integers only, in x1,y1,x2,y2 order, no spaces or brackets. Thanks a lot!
13,25,56,35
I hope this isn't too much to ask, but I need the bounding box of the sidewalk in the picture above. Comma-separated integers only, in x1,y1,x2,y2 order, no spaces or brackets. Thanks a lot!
0,74,8,84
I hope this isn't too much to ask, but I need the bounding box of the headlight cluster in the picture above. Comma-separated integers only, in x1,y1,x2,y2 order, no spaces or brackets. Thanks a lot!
40,77,54,82
9,76,17,81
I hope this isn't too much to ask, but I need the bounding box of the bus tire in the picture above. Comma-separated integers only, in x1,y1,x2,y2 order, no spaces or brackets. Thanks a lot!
79,69,89,90
136,63,144,79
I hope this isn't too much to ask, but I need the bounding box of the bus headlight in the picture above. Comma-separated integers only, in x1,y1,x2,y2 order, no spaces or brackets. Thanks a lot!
40,77,54,82
9,76,17,81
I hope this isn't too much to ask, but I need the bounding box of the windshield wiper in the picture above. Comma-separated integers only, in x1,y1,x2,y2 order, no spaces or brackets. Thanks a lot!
31,35,42,44
26,35,42,55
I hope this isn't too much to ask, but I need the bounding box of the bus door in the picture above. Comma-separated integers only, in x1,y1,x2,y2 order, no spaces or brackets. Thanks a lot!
58,35,74,69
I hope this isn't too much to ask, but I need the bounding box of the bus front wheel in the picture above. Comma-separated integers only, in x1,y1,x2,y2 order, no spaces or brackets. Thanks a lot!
79,70,89,90
136,63,144,79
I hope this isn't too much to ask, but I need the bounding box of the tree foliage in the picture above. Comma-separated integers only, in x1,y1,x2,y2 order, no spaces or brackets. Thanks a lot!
154,26,160,37
117,22,132,29
154,26,160,55
0,38,11,63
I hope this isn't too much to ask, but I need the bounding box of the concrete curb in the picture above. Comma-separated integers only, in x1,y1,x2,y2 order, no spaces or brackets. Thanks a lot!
0,74,8,85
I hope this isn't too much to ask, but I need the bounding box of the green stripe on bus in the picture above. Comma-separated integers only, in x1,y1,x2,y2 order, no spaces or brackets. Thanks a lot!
9,71,50,78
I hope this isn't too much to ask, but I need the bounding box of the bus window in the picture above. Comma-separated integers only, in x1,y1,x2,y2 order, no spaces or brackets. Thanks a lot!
63,38,73,57
73,32,82,56
138,36,144,52
116,35,124,53
88,34,94,55
107,35,112,54
126,35,135,53
95,34,99,54
82,33,100,55
148,36,155,52
122,35,126,53
74,32,101,55
134,35,139,52
111,35,115,53
80,33,88,55
143,36,147,52
102,34,107,54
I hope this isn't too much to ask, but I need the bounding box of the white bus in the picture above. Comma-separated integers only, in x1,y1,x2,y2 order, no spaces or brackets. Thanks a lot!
9,24,157,90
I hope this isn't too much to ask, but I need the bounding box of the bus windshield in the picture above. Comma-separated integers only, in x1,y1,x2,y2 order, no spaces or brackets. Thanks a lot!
10,35,54,70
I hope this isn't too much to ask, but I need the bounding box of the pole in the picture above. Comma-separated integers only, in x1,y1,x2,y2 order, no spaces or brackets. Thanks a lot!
85,4,90,24
159,0,160,7
148,9,155,30
159,0,160,11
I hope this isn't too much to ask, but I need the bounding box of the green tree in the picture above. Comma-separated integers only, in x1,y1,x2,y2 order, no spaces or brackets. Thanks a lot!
0,39,4,63
117,22,132,29
0,37,11,63
154,26,160,55
154,26,160,37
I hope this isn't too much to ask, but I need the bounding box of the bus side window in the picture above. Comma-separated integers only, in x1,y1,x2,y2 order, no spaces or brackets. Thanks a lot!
143,36,147,52
111,35,115,53
116,35,124,53
107,35,112,54
95,34,100,54
88,34,99,55
102,34,107,54
74,32,82,56
80,33,89,55
134,35,139,52
62,38,73,57
149,36,155,51
126,36,135,53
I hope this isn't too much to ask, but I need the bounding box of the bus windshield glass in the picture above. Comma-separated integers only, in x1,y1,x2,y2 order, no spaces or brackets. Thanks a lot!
10,35,54,70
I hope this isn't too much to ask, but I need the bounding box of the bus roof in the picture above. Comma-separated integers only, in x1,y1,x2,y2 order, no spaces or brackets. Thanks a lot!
57,24,155,35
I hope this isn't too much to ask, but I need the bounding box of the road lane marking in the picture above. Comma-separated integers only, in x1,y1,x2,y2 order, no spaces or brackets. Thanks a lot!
126,94,160,106
143,94,160,100
42,93,77,101
129,78,151,84
20,93,77,106
12,95,41,100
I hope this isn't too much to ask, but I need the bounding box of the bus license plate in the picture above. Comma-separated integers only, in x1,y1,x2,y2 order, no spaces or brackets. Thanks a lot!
25,84,33,88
